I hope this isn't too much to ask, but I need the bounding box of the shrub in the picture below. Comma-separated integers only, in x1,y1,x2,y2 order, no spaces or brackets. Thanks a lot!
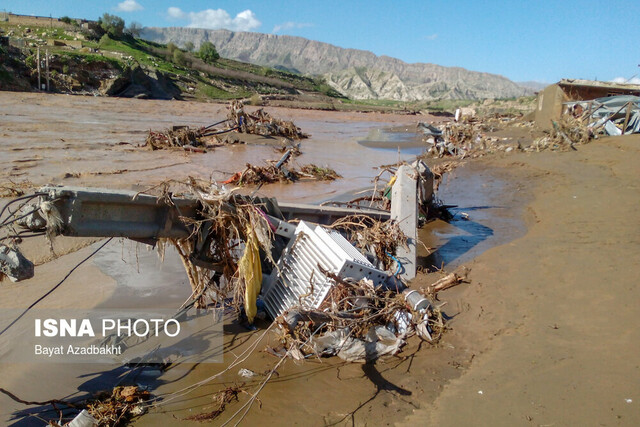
249,93,262,106
172,49,188,66
198,41,219,64
99,34,112,47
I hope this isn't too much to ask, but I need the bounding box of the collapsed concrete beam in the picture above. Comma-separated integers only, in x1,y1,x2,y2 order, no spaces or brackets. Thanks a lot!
36,186,392,241
391,165,418,281
39,186,198,239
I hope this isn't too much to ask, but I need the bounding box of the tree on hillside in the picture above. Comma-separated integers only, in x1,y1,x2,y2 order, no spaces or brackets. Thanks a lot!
173,49,189,66
184,41,194,52
198,42,219,64
126,21,143,38
98,13,125,39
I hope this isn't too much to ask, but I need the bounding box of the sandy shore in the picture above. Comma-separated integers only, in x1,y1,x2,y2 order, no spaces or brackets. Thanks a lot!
1,92,638,425
403,134,640,426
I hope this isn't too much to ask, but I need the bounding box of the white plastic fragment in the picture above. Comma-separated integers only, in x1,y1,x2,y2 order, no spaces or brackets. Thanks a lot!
68,409,98,427
238,368,257,378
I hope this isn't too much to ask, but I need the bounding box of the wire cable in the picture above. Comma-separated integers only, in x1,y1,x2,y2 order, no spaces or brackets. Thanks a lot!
0,238,113,337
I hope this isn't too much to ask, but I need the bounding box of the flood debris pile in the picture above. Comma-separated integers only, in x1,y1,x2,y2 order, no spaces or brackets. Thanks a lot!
0,179,34,198
144,126,206,151
142,101,308,151
143,121,241,152
531,115,593,152
529,96,640,152
228,100,309,140
329,215,407,271
419,120,519,159
84,386,150,427
153,178,277,314
223,149,341,186
1,159,461,422
0,385,150,427
276,278,443,362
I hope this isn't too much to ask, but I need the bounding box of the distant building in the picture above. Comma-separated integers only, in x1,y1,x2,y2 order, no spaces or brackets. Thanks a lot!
533,79,640,129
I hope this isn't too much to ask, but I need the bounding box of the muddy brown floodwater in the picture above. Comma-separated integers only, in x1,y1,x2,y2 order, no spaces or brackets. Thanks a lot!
1,92,639,426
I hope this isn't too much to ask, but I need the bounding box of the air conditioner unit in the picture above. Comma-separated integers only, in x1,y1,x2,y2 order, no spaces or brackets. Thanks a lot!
261,221,388,320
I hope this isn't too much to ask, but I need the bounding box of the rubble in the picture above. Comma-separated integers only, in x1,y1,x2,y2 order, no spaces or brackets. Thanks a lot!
567,95,640,136
0,244,34,282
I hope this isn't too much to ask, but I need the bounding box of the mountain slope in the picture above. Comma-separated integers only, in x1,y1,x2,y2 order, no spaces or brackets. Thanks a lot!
141,27,533,101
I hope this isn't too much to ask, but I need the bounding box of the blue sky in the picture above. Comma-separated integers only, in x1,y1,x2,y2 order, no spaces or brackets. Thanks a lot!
3,1,639,84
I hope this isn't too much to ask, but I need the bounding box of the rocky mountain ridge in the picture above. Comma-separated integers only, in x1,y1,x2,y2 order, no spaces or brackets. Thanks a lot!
141,27,534,101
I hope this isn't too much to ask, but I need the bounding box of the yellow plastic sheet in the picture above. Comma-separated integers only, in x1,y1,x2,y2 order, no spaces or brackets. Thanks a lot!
239,226,262,323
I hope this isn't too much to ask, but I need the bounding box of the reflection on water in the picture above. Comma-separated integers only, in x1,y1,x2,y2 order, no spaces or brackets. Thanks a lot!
418,163,527,272
357,128,424,156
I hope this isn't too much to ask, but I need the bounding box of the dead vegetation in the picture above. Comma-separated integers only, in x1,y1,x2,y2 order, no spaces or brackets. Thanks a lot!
183,386,245,422
84,386,150,427
228,100,309,140
531,115,593,152
421,118,520,159
0,180,34,198
222,162,340,186
143,101,308,151
149,177,276,313
329,215,407,271
1,385,150,426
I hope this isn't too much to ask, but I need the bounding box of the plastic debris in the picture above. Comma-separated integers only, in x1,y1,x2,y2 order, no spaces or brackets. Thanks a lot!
68,409,98,427
238,368,257,378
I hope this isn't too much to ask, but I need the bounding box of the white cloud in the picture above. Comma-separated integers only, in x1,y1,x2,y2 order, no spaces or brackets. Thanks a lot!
272,21,313,34
611,76,640,84
166,7,261,31
167,6,186,19
425,33,438,40
115,0,143,12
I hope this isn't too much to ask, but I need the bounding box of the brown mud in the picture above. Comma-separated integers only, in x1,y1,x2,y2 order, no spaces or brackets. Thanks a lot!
0,92,638,426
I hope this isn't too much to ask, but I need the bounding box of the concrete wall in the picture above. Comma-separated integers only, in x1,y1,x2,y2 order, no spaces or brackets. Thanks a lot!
534,84,567,129
6,13,73,30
